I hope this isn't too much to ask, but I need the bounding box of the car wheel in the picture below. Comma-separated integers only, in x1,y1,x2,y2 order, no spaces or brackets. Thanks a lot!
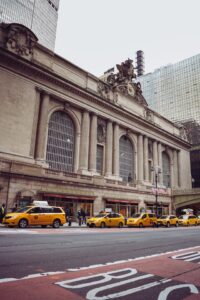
139,223,143,228
175,222,179,227
187,222,190,226
53,219,60,228
41,225,47,228
118,222,123,228
166,222,170,228
195,222,198,226
100,222,106,228
18,219,28,228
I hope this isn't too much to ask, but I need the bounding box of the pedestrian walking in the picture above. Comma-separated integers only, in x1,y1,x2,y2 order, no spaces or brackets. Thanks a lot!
65,208,72,226
77,209,82,226
12,203,18,212
81,208,86,224
0,203,6,223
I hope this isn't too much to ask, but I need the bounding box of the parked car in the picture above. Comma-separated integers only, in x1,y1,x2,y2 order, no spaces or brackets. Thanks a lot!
3,204,66,228
127,212,157,228
157,215,179,227
178,215,198,226
197,215,200,225
87,212,124,228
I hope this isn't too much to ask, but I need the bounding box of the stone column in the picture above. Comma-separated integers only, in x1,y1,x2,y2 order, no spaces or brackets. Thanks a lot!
89,113,97,172
74,132,81,173
105,120,113,176
158,143,163,185
177,150,182,187
35,92,49,162
173,150,178,188
137,134,144,182
79,110,90,171
153,140,158,167
30,87,41,157
143,136,149,182
113,123,119,177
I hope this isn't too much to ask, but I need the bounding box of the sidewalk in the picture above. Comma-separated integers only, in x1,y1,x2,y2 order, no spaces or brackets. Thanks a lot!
63,222,87,228
0,222,87,228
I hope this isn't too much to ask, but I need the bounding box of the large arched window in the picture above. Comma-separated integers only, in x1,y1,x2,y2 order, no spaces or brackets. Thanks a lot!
119,136,134,182
46,111,75,172
162,152,171,187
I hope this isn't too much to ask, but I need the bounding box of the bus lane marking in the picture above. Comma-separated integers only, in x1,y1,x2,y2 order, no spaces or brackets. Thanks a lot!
55,268,199,300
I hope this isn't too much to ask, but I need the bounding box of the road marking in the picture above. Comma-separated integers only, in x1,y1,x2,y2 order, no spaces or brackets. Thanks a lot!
55,268,199,300
0,229,37,234
0,271,65,284
1,245,199,284
67,245,200,271
171,251,200,263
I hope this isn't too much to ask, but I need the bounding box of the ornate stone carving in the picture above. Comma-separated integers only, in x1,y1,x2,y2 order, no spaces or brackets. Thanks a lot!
144,108,154,123
0,23,38,60
180,126,188,141
97,81,110,99
101,58,148,106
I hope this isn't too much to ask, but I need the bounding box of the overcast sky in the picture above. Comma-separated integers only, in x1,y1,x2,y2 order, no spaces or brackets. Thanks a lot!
55,0,200,77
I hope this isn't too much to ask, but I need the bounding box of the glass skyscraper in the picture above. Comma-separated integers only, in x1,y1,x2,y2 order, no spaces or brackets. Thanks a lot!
138,54,200,187
0,0,60,50
138,54,200,125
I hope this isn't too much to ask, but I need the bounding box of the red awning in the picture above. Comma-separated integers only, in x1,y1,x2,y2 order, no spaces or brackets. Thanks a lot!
42,193,95,201
105,199,139,204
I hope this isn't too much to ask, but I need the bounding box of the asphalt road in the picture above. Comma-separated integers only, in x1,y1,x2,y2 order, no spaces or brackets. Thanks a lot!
0,227,200,279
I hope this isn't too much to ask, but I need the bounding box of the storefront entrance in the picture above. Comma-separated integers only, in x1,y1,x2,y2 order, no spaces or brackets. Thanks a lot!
105,199,138,218
41,193,95,220
145,202,169,216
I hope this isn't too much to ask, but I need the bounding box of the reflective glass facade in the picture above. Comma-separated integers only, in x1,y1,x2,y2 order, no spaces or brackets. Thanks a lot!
0,0,59,50
138,54,200,125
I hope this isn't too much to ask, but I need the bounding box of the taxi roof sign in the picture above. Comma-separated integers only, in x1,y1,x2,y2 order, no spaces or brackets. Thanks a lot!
32,200,49,207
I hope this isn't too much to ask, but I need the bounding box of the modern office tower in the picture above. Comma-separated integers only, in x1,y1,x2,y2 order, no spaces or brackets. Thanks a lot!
138,54,200,187
137,54,200,125
0,0,60,50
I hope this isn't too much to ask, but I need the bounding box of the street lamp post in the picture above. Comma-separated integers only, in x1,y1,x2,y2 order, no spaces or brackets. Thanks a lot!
155,171,158,217
151,166,161,217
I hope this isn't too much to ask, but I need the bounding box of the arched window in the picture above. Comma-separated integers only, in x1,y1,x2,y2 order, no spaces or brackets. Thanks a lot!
46,111,75,172
119,136,134,182
162,152,171,187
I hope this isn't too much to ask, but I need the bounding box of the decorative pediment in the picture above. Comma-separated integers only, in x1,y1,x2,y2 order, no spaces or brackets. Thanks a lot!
0,23,38,60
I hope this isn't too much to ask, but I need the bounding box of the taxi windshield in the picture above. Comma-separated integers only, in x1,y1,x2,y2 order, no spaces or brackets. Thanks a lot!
132,213,141,218
15,206,32,213
160,216,168,219
95,213,107,218
179,215,188,219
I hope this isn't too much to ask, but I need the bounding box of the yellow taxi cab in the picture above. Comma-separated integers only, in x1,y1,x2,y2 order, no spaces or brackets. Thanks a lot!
87,212,125,228
127,212,157,228
178,214,198,226
157,215,179,227
197,216,200,225
3,201,66,228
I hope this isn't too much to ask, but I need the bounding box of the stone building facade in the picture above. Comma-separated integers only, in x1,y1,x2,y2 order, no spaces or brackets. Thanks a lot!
0,23,192,218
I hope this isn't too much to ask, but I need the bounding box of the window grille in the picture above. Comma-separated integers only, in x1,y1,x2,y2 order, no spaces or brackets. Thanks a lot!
119,136,134,182
162,152,171,187
96,145,103,174
46,111,75,172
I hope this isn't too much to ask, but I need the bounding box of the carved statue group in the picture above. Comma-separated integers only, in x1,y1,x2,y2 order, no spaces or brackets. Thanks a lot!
107,58,136,86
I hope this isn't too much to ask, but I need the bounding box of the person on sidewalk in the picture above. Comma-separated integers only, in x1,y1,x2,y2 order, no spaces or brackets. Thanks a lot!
77,209,82,226
12,203,18,212
0,203,6,223
65,208,72,226
81,208,86,225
